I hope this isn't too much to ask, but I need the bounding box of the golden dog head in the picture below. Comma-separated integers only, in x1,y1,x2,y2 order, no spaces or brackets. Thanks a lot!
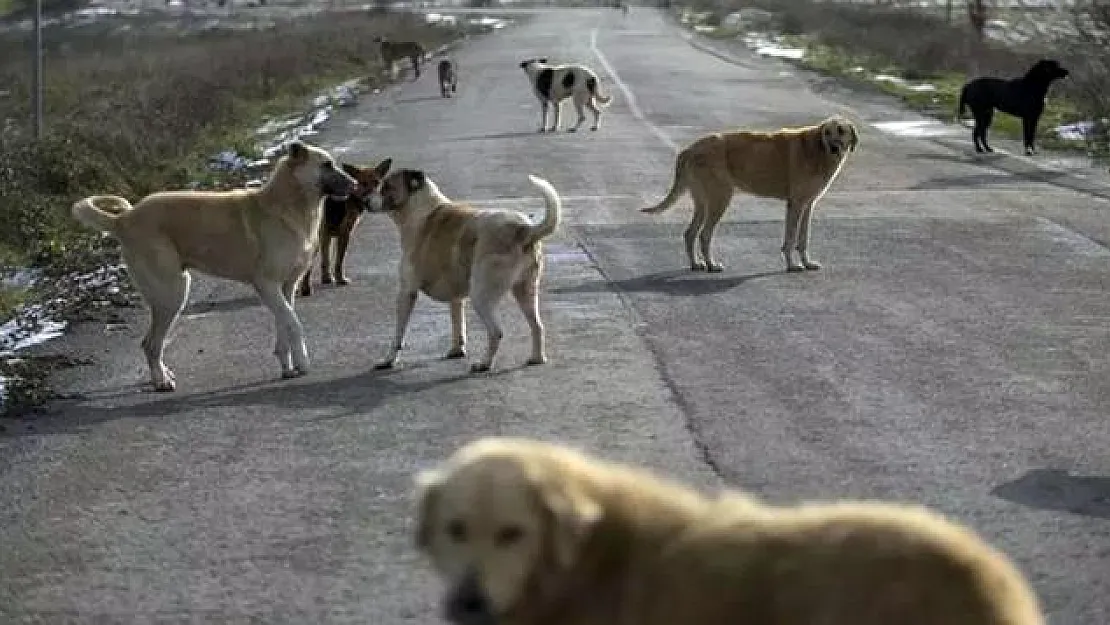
371,168,441,215
282,140,361,198
817,116,860,156
414,438,603,625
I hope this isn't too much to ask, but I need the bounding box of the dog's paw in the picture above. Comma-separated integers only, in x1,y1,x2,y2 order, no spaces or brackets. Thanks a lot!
153,379,177,392
690,262,707,272
321,274,333,285
537,127,547,134
706,262,724,273
469,362,492,374
567,127,578,133
374,359,396,371
803,260,822,271
299,285,313,297
526,355,547,366
282,368,307,379
445,347,467,359
336,276,350,286
590,126,599,131
786,264,806,273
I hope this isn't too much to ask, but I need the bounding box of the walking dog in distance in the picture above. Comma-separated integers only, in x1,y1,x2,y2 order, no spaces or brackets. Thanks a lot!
641,116,859,273
956,58,1069,155
438,58,459,98
71,141,358,392
375,36,426,80
299,158,394,297
414,436,1046,625
519,58,613,132
367,169,562,373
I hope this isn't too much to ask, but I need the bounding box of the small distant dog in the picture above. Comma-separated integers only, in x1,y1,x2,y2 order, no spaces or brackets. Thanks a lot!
956,58,1069,155
374,36,425,80
70,141,358,391
367,169,562,373
641,116,859,273
519,58,613,133
438,58,459,98
298,158,393,297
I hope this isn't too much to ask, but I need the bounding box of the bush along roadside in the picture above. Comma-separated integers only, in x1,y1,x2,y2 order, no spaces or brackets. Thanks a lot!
671,3,1110,163
0,9,516,418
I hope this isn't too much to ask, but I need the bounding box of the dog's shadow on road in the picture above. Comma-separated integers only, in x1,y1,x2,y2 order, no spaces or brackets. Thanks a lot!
13,368,473,437
442,130,544,142
552,269,780,298
992,468,1110,520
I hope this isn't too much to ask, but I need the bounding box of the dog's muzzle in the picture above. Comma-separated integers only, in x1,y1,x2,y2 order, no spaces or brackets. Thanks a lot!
362,193,385,213
443,573,496,625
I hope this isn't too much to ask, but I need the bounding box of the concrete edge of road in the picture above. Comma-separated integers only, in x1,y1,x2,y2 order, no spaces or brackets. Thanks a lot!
664,16,1110,205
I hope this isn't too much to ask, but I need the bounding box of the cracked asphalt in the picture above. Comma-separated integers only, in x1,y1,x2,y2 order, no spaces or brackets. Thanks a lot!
2,6,1109,624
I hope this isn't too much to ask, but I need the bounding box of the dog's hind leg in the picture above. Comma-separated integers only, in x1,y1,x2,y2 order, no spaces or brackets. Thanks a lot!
972,108,994,153
128,249,190,392
513,268,546,366
586,98,602,131
549,100,562,133
468,265,514,373
446,298,467,359
538,100,550,133
376,290,418,370
782,199,806,272
568,94,587,132
685,187,711,271
697,188,733,273
256,280,308,378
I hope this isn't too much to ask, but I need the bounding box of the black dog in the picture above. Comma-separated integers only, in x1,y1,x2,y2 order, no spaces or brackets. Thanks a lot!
956,59,1069,155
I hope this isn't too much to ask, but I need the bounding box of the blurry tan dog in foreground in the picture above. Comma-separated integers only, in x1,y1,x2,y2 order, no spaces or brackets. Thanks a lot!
415,436,1045,625
368,169,562,373
641,115,859,273
71,141,358,391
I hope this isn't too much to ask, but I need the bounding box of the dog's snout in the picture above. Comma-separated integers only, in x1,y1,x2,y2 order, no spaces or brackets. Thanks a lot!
444,574,493,625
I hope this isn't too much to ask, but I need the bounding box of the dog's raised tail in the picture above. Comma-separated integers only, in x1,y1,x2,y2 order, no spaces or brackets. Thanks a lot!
525,174,562,244
640,149,691,215
72,195,134,234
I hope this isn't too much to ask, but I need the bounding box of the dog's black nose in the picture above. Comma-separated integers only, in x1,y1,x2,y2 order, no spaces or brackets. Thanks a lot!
444,576,493,625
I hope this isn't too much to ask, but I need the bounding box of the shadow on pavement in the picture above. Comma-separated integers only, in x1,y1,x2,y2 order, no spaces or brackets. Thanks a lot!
991,468,1110,520
552,269,780,297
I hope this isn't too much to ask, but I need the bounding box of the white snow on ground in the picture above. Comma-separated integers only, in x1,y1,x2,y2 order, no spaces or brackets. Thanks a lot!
1055,121,1101,142
740,33,806,60
872,74,937,92
872,119,962,138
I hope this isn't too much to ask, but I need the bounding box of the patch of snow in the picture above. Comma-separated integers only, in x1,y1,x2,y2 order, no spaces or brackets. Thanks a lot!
872,74,936,92
755,44,805,60
2,268,42,290
872,119,961,138
1055,121,1099,142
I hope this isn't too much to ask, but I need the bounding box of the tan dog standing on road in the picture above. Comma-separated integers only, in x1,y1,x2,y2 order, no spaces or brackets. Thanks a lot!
368,169,562,373
641,116,859,273
71,140,358,391
414,436,1046,625
374,36,426,80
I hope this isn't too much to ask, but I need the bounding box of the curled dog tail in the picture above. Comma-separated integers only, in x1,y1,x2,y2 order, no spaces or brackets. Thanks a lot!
71,195,133,234
524,174,562,245
586,76,613,107
640,149,692,215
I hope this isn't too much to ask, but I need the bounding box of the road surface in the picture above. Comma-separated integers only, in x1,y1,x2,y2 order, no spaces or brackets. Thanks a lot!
2,6,1109,624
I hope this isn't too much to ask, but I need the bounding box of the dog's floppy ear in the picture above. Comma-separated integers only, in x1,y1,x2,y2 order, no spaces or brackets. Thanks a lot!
531,471,602,570
405,170,426,193
374,158,393,179
287,140,308,162
414,468,444,550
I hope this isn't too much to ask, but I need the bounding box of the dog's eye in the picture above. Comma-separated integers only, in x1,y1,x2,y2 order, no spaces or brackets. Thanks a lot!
494,525,524,547
323,160,335,169
447,519,467,543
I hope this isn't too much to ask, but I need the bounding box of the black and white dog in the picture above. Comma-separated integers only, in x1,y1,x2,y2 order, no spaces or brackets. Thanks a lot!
519,58,613,133
956,59,1069,156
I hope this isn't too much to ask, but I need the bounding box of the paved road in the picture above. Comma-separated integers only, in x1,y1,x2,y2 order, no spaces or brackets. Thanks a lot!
3,6,1109,624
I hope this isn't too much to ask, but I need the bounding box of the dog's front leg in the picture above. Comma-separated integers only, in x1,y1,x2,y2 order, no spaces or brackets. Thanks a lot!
1022,114,1040,155
320,235,334,284
334,233,352,285
782,199,806,272
257,280,309,378
796,200,822,271
446,298,467,359
549,100,562,133
538,100,549,133
375,290,418,370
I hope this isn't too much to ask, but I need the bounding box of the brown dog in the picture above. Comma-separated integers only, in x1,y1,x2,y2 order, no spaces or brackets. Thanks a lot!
71,141,357,391
415,436,1046,625
367,170,562,373
641,116,859,273
298,159,393,297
